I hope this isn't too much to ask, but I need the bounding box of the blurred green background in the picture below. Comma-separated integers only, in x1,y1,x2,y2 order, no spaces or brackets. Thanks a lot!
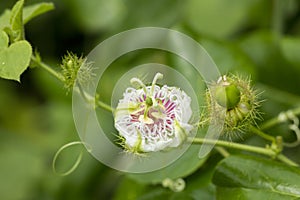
1,0,300,199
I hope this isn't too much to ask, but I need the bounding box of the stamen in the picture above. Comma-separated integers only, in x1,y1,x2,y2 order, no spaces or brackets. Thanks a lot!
151,73,163,106
130,77,147,94
151,73,163,95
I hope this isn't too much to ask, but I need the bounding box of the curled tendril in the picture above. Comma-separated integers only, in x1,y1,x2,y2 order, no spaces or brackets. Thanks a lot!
162,178,186,192
52,141,92,176
278,111,300,147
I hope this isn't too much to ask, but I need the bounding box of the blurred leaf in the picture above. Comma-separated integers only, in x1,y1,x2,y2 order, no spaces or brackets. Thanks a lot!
280,37,300,68
0,10,10,30
23,2,55,24
0,130,44,200
184,0,266,38
213,155,300,199
0,40,32,81
10,0,24,41
113,176,148,200
185,154,222,200
114,176,195,200
127,144,208,184
122,0,182,28
239,31,300,95
200,38,256,76
65,0,125,32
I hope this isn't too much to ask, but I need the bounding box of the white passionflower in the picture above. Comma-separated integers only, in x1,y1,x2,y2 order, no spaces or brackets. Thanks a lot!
114,73,193,153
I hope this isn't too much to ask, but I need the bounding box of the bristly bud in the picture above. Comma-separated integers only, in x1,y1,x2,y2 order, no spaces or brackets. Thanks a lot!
60,52,94,92
205,74,261,138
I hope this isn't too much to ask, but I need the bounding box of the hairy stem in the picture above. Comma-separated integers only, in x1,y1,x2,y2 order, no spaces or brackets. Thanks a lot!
277,154,299,167
31,55,64,81
31,56,113,112
95,96,114,112
249,125,276,143
189,137,298,167
189,137,276,157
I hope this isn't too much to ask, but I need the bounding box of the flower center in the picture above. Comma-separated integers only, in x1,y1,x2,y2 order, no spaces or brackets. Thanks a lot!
130,97,176,135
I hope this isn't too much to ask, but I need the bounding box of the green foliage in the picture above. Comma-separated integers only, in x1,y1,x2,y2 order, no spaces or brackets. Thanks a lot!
281,37,300,68
23,2,54,24
0,35,31,81
10,0,24,41
0,0,54,81
1,0,300,200
213,155,300,199
184,0,268,38
128,145,208,184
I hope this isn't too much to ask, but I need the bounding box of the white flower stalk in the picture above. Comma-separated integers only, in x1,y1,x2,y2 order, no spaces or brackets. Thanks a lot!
114,73,193,153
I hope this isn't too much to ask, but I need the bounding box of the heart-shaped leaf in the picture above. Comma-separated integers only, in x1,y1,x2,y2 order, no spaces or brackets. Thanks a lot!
0,38,32,82
212,155,300,200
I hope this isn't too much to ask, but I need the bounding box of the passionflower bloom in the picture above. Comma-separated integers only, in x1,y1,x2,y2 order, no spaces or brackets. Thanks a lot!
114,73,193,153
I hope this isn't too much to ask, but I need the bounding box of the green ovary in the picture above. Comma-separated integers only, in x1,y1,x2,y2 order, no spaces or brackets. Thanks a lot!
215,84,241,110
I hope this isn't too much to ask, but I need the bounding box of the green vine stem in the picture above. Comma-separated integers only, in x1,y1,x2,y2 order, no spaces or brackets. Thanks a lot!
188,137,299,167
31,55,113,112
31,55,64,82
249,125,276,143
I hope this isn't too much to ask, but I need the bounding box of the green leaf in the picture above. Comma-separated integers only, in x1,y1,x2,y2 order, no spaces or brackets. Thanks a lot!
113,177,147,200
23,2,55,24
281,37,300,68
0,10,11,30
65,0,125,32
200,38,256,76
216,187,298,200
0,2,54,30
213,155,300,199
0,131,44,200
0,40,32,81
184,0,267,38
239,30,300,96
0,31,9,50
127,144,208,184
10,0,24,41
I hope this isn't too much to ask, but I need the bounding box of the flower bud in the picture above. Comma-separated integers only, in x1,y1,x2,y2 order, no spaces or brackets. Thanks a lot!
60,52,94,92
205,75,260,137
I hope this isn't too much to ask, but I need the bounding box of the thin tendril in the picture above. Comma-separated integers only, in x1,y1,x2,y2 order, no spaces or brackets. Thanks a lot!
52,141,92,176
